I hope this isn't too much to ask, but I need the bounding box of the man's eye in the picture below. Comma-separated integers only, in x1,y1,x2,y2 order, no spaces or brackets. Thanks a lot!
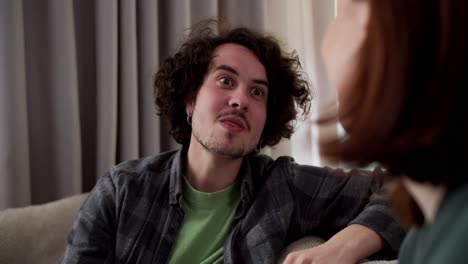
251,88,264,97
219,77,233,86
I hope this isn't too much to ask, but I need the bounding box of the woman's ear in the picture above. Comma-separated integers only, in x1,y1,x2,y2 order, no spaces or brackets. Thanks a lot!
339,0,371,30
354,0,371,30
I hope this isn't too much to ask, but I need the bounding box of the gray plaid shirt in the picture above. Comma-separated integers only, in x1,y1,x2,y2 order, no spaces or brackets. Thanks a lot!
61,148,404,263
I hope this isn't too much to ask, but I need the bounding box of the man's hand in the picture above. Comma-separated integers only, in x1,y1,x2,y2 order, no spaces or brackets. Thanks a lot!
282,241,356,264
282,224,384,264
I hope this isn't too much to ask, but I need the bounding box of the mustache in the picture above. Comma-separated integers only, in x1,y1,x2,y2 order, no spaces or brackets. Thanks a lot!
216,110,251,131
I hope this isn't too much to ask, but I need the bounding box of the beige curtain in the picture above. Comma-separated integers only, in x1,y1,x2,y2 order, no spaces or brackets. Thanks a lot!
0,0,336,209
261,0,337,166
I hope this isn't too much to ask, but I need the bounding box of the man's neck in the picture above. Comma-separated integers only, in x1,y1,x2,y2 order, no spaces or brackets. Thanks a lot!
185,144,243,193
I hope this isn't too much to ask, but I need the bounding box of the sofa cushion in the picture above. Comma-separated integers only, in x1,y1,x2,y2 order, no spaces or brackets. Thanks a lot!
0,193,88,264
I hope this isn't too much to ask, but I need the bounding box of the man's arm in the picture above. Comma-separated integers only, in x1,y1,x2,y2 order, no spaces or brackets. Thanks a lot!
289,162,405,262
59,171,117,263
282,224,384,264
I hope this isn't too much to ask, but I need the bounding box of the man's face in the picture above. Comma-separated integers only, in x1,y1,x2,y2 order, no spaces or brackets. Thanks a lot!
186,43,268,159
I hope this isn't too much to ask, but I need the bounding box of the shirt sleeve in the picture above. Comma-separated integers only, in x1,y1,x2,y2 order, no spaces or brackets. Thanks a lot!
59,169,117,264
289,162,405,255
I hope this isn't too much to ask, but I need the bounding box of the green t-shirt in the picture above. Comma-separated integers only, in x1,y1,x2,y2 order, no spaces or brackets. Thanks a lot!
168,178,241,264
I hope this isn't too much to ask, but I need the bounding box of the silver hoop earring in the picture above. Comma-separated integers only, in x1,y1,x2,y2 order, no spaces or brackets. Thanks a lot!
187,114,192,126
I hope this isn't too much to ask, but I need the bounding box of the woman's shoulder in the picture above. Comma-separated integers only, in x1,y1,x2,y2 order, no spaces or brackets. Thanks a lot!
399,185,468,264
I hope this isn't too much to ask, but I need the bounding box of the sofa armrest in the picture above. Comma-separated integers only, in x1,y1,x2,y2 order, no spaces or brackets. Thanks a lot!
0,193,88,264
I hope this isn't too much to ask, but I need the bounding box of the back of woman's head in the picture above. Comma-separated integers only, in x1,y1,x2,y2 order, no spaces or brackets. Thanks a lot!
331,0,468,187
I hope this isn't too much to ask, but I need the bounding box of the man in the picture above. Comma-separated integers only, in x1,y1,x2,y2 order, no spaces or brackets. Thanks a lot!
61,21,404,263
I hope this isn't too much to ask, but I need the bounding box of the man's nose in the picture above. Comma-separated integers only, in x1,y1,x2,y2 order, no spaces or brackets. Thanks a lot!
228,88,249,111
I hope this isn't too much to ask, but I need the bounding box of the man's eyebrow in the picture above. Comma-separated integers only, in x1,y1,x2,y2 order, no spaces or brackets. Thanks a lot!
214,64,269,88
253,79,269,88
215,64,238,75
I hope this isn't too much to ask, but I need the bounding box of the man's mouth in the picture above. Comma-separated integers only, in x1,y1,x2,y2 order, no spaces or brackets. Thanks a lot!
217,112,250,132
220,116,246,130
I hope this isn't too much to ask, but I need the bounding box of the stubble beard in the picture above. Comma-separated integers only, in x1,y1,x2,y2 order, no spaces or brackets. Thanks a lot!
193,127,245,160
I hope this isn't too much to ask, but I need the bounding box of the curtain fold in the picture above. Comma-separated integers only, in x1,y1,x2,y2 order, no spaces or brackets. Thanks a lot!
0,0,31,208
118,0,140,163
73,0,98,191
95,0,119,178
0,0,336,209
137,0,161,158
23,0,83,204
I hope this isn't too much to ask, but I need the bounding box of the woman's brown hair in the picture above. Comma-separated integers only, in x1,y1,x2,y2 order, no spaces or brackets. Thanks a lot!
322,0,468,226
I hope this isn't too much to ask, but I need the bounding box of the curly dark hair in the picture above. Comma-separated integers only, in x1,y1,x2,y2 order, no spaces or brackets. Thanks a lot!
154,19,311,148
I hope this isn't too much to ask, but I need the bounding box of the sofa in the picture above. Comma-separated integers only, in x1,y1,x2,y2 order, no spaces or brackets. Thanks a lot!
0,193,88,264
0,193,397,264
